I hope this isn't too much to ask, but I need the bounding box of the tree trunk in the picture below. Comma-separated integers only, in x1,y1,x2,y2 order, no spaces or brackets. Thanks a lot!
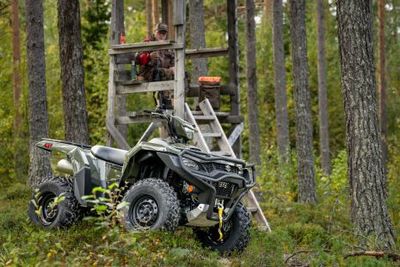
25,0,51,186
337,0,396,249
11,0,26,179
58,0,90,144
272,0,290,163
189,0,208,82
378,0,388,165
289,0,316,203
245,0,261,165
227,0,241,158
316,0,331,175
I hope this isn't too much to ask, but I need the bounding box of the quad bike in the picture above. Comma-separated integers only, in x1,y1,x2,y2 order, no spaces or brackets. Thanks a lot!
28,110,256,253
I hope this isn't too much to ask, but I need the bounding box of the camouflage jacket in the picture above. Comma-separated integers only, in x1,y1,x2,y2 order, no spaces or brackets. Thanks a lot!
137,35,175,81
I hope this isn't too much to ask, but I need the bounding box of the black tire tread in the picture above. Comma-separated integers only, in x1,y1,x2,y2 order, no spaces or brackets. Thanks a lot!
28,176,83,228
196,202,251,254
122,178,180,231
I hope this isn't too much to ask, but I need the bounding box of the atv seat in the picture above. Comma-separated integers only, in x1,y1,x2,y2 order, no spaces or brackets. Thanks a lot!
91,145,128,166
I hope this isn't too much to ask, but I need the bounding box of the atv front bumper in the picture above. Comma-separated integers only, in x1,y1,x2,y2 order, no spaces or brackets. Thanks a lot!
157,149,256,222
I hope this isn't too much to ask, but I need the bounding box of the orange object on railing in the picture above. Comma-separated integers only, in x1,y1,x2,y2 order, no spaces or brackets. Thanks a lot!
198,76,221,85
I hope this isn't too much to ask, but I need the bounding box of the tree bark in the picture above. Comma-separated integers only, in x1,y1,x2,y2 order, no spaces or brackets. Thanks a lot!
289,0,316,203
337,0,396,249
245,0,261,165
272,0,290,162
378,0,388,165
11,0,26,179
189,0,208,82
58,0,90,144
25,0,51,186
316,0,331,175
227,0,241,158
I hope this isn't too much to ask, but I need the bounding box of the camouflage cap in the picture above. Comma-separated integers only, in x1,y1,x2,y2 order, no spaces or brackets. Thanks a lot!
154,23,168,33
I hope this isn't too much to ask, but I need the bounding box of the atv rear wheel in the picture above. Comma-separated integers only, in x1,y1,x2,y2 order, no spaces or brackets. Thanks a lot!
121,178,180,231
195,202,251,254
28,177,82,228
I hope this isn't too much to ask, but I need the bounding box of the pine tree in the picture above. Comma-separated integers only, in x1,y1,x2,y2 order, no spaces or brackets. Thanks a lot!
316,0,331,175
245,0,261,165
337,0,396,249
272,0,290,162
58,0,89,144
25,0,52,186
289,0,316,203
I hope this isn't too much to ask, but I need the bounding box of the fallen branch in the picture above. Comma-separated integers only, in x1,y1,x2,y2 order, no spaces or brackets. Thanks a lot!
344,251,400,261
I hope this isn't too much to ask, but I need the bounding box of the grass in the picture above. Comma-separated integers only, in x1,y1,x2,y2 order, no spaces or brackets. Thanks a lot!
1,168,400,266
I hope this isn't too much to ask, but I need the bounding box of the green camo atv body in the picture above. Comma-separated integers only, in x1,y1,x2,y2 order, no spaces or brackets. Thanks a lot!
28,111,255,253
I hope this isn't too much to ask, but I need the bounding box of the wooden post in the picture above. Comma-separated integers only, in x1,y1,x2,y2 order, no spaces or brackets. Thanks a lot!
108,0,127,146
161,0,168,24
152,0,159,26
146,0,153,36
173,0,185,118
227,0,241,158
168,0,175,39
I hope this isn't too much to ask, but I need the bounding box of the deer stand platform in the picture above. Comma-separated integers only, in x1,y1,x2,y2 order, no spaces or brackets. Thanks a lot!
106,0,271,231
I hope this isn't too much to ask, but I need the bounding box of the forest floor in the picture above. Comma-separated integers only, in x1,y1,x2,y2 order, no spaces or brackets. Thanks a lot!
0,181,399,266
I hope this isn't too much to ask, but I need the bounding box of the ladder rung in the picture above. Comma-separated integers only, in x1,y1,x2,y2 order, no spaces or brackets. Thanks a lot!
191,111,230,117
247,206,258,213
202,132,222,138
193,115,215,121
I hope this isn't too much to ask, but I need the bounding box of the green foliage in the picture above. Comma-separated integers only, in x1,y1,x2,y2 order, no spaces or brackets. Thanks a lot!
82,183,128,229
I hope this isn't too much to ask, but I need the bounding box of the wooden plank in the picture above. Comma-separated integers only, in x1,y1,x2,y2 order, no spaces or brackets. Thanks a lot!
185,47,228,59
111,40,173,50
173,0,184,25
184,103,210,153
247,190,271,232
106,56,116,146
228,122,244,146
116,80,175,94
193,115,214,121
173,6,185,118
114,47,227,64
202,132,222,138
109,41,184,55
106,121,130,150
199,99,235,157
115,115,152,124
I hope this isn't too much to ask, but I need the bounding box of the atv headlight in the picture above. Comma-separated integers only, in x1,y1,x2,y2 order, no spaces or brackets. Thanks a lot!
182,157,199,171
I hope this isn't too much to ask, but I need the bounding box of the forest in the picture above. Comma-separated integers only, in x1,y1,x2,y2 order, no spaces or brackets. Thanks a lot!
1,0,400,266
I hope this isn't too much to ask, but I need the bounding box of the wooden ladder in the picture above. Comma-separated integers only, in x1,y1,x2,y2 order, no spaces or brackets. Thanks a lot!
185,99,271,231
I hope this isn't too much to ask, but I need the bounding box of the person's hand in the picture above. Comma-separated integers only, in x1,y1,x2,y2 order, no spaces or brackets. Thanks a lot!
150,52,159,61
137,75,144,81
169,66,175,73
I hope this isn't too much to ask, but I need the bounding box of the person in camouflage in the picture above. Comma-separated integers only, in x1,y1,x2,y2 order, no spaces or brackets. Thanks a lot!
137,23,175,109
137,23,175,82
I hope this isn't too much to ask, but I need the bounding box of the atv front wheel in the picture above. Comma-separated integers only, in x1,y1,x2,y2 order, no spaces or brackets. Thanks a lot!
195,202,251,254
28,177,82,228
121,178,180,231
